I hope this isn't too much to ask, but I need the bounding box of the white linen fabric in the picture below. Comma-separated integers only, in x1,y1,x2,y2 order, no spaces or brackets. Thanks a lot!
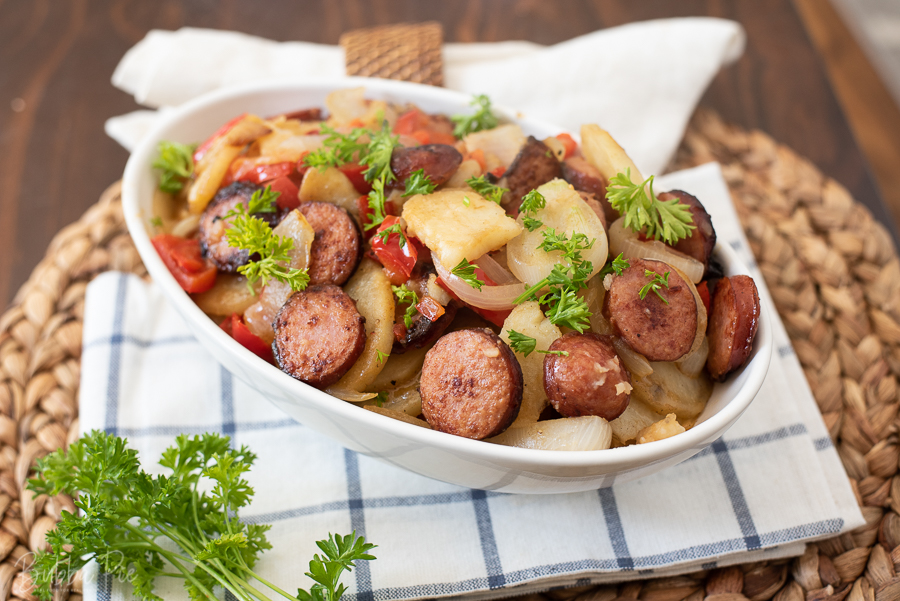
105,18,745,175
78,163,864,601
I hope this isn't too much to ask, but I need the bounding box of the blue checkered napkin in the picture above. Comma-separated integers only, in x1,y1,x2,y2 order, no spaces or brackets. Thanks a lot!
79,163,863,601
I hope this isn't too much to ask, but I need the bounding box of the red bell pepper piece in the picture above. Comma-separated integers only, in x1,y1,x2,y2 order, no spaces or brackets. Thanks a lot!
394,108,457,145
193,113,248,163
370,216,418,282
490,166,507,178
556,133,578,159
696,281,711,315
265,176,300,210
151,234,217,294
338,162,373,195
220,313,273,363
356,196,397,239
229,160,296,185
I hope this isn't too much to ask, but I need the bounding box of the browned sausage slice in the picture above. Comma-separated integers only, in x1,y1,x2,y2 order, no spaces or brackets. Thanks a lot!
391,266,457,354
543,333,632,420
298,201,363,286
562,156,617,223
199,182,284,272
420,329,523,440
606,258,698,362
390,144,463,187
707,275,761,382
273,284,366,388
501,136,563,215
662,190,717,272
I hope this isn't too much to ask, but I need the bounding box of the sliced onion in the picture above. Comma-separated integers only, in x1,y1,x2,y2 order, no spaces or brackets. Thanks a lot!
608,218,704,284
677,336,709,378
612,338,653,378
488,416,612,451
432,251,524,311
478,253,518,285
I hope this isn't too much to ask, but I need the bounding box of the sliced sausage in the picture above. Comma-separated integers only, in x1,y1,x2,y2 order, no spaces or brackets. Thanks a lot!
500,136,563,215
543,333,632,420
707,275,761,382
562,156,617,223
390,144,463,187
273,284,366,389
298,201,363,286
420,328,523,439
199,182,285,272
662,190,717,272
606,258,698,362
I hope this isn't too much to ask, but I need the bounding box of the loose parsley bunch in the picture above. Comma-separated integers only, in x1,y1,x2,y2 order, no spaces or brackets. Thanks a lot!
28,431,375,601
153,141,195,193
451,94,499,138
606,170,695,245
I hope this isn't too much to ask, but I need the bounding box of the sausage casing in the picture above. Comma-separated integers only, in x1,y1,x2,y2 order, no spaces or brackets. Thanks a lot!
706,275,761,381
297,201,363,286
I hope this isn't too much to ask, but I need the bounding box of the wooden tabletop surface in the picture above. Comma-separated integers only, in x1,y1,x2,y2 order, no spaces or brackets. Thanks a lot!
0,0,894,311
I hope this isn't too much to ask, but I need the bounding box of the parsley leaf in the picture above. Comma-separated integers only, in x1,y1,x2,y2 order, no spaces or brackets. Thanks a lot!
248,185,279,214
451,258,485,290
507,330,538,356
403,169,437,197
303,124,368,171
365,178,388,231
639,270,671,304
599,253,630,278
451,94,499,138
152,140,194,193
225,204,310,293
373,391,388,407
376,222,407,248
522,216,543,232
519,190,546,215
466,175,508,205
27,430,376,601
375,350,389,365
392,284,419,328
606,170,695,245
361,121,399,183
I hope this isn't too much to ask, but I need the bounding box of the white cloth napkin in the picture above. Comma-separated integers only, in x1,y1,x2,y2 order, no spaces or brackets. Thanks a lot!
78,162,864,601
106,19,745,175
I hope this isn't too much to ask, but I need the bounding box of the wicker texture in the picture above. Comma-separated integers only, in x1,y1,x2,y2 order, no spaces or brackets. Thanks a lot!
341,22,444,86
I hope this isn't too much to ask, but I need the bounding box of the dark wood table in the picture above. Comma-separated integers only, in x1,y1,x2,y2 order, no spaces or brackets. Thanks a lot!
0,0,893,310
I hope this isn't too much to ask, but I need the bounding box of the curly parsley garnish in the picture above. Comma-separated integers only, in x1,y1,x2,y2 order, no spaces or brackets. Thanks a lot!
361,121,399,183
377,222,408,247
451,258,485,290
507,331,569,358
365,178,388,232
639,270,671,304
303,124,368,171
225,204,309,293
152,140,195,193
403,169,437,197
466,175,508,205
27,430,375,601
376,350,389,365
519,189,546,231
599,252,630,278
606,169,695,245
514,229,595,332
392,284,420,328
451,94,500,138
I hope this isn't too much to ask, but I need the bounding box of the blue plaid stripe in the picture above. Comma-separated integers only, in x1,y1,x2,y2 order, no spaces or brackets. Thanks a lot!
103,274,128,435
471,490,506,588
598,488,633,570
221,365,236,437
345,449,375,601
712,440,761,550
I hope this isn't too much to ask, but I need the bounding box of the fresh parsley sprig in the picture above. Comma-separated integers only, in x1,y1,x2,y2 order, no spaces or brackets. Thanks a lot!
392,284,419,328
519,190,546,232
403,169,437,197
451,94,499,138
303,125,368,171
599,253,630,278
606,169,695,245
365,178,388,232
514,228,596,333
27,430,375,601
466,175,508,205
226,204,310,292
376,222,407,247
360,121,399,183
639,270,671,304
507,330,569,358
153,140,195,193
451,258,485,290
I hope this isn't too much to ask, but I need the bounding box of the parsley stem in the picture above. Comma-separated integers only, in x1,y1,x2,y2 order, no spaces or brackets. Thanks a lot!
218,556,298,601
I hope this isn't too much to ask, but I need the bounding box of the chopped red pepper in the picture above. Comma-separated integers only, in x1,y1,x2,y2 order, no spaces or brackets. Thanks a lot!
393,322,408,343
267,176,300,210
226,159,296,186
697,281,711,315
370,216,418,282
151,234,217,294
220,313,273,363
466,148,487,172
338,162,373,195
356,196,397,239
490,166,507,178
193,113,247,163
416,296,445,322
394,108,457,145
556,133,578,159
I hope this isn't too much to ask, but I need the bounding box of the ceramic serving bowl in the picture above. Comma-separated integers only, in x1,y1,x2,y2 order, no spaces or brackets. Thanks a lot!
121,78,772,494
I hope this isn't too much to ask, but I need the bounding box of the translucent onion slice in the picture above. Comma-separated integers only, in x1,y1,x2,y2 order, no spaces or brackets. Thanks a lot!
612,338,653,378
608,217,704,284
488,416,612,451
478,253,518,285
677,336,709,378
432,251,525,310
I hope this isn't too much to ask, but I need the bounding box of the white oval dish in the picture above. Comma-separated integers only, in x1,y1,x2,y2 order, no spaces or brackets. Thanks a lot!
121,78,772,494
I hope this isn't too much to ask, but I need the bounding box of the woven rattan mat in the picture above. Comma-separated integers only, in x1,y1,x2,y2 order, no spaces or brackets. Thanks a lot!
2,110,900,601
